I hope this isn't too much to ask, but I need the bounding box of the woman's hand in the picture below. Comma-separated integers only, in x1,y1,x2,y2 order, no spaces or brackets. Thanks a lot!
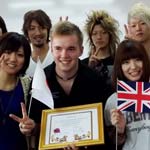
0,54,6,68
110,109,126,134
9,102,36,136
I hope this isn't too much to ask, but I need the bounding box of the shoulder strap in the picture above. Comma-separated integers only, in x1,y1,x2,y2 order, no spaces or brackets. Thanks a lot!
20,75,32,104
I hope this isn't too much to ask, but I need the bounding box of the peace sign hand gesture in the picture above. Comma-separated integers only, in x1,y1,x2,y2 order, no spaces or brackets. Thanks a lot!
89,47,101,68
124,24,134,40
9,102,36,136
0,54,6,68
59,16,68,21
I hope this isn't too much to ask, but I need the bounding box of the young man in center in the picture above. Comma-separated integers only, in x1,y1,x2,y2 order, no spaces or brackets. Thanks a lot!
45,21,107,109
30,21,111,149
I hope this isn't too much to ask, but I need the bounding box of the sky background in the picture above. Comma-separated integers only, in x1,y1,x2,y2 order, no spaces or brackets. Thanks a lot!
0,0,150,58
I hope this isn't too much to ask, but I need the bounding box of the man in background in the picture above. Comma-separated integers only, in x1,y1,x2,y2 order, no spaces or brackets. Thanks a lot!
22,9,53,77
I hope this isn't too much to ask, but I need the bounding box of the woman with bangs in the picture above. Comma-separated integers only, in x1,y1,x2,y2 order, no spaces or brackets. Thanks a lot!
104,39,150,150
0,32,35,150
82,10,120,101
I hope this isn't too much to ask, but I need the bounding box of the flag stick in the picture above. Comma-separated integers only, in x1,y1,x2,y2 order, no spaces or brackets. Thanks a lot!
28,94,33,117
116,125,118,150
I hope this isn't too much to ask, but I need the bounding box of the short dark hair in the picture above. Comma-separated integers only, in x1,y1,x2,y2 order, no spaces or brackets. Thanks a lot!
0,32,31,75
0,16,7,34
22,9,52,42
112,39,150,89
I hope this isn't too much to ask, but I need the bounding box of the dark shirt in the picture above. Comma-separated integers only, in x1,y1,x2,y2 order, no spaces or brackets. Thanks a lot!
30,60,110,150
82,56,114,100
45,61,105,108
0,80,27,150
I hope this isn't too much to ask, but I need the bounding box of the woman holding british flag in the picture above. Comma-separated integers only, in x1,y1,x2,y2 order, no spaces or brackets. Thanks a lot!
104,39,150,150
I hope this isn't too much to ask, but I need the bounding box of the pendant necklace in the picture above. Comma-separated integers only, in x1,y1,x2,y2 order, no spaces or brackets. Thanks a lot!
56,72,78,81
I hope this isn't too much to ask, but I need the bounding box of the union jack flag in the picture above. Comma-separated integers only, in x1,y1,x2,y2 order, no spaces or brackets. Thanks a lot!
117,80,150,113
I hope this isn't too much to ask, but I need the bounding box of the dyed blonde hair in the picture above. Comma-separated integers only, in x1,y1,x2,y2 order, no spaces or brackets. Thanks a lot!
128,2,150,25
84,10,120,58
51,21,83,46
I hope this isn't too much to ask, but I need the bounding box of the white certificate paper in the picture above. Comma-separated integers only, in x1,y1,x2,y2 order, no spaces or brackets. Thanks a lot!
49,111,92,143
39,103,104,150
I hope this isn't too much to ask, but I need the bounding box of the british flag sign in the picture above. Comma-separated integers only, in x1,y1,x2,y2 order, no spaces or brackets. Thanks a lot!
117,80,150,113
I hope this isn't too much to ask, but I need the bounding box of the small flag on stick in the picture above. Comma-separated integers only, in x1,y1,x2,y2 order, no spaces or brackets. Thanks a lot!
117,80,150,113
32,59,54,109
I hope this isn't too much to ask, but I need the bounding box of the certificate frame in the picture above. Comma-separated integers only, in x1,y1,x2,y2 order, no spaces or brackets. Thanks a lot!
39,103,104,150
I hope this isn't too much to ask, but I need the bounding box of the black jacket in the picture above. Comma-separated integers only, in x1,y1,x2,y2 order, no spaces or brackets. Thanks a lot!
30,60,112,150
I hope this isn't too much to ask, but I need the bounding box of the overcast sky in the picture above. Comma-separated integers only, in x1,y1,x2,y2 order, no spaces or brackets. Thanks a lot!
1,0,149,57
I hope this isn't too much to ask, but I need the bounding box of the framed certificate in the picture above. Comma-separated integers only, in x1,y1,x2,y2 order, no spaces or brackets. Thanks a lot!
39,103,104,150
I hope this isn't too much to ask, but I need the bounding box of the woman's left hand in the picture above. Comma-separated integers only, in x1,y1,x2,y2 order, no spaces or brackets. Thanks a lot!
9,102,36,136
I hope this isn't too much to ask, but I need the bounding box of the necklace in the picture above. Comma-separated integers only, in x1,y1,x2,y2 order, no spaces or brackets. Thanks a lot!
56,72,78,81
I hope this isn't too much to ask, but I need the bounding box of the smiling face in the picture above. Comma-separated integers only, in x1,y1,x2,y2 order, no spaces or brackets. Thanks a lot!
0,47,25,75
91,24,109,50
51,34,83,75
121,58,143,81
27,20,48,48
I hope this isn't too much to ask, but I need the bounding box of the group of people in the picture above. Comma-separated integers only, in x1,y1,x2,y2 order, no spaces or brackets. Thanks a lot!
0,2,150,150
